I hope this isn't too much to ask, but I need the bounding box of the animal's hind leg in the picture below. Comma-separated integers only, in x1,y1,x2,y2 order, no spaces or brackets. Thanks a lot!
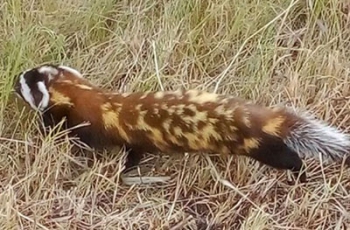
249,139,307,183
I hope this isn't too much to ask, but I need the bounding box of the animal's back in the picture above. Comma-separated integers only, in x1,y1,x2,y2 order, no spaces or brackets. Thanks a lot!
103,89,273,156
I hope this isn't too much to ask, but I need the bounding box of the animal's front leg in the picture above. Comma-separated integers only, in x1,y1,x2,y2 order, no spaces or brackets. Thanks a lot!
38,113,55,136
122,147,145,173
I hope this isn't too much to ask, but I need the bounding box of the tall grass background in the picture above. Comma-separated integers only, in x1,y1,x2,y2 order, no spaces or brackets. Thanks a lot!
0,0,350,229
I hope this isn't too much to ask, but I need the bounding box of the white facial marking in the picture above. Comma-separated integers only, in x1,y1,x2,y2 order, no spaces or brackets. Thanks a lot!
19,73,37,110
38,66,59,80
37,81,50,111
58,65,83,78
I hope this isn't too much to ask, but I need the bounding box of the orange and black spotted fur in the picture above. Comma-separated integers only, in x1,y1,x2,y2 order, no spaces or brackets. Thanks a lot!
13,64,350,182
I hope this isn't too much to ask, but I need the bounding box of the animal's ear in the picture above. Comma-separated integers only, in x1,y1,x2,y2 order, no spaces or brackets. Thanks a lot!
57,65,83,78
36,65,61,81
37,64,84,81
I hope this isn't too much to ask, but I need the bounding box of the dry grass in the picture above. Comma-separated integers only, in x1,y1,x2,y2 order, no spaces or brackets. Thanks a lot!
1,0,350,229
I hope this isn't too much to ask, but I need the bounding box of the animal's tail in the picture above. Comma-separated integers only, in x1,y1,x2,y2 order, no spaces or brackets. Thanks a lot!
282,108,350,165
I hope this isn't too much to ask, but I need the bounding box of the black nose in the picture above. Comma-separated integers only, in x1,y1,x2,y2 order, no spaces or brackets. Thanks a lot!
14,81,20,94
12,85,22,100
13,73,23,97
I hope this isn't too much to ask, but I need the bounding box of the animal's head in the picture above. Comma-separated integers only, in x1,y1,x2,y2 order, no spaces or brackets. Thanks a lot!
13,64,83,112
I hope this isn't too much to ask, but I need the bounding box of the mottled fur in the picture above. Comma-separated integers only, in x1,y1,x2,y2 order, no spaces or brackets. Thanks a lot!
13,64,350,182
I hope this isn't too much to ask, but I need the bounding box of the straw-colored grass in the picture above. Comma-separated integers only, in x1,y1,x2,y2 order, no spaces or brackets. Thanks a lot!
1,0,350,229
